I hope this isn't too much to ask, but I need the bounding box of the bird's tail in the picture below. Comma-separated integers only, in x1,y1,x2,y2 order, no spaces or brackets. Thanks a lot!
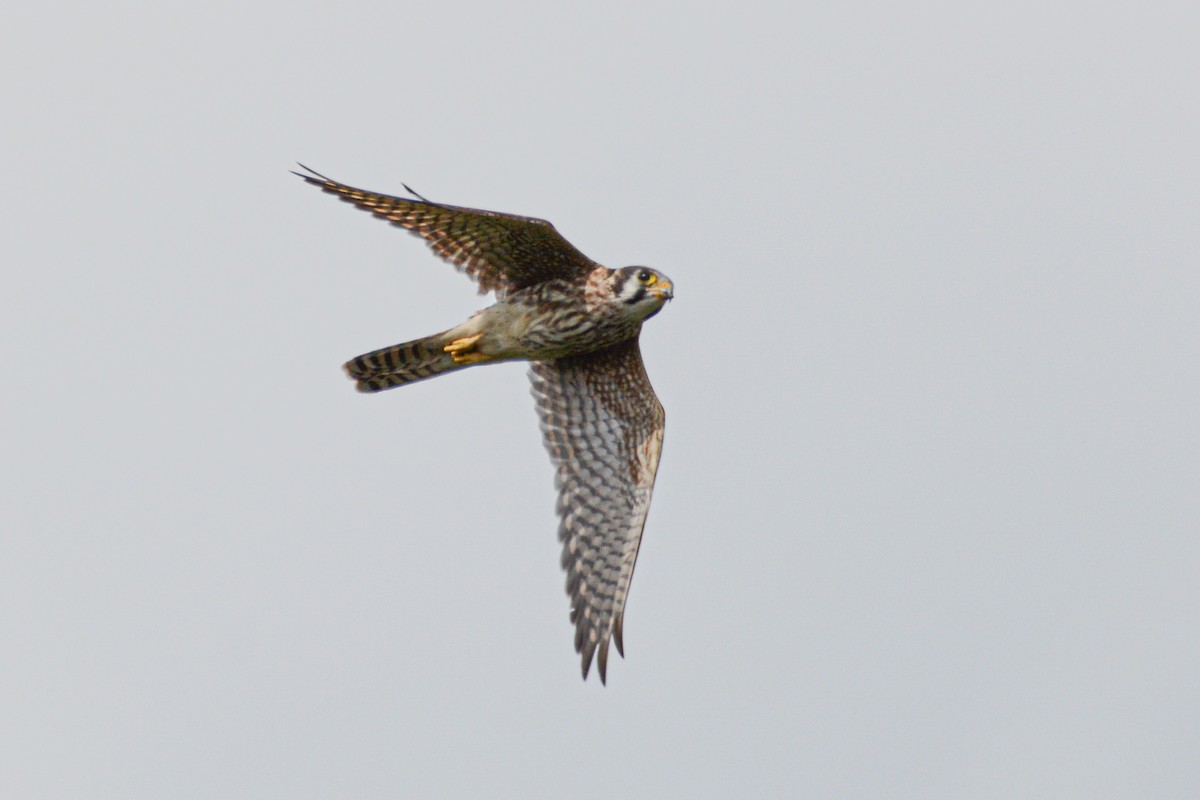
344,331,466,392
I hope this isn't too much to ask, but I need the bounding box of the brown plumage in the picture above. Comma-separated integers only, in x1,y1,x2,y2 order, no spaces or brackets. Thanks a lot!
296,166,673,683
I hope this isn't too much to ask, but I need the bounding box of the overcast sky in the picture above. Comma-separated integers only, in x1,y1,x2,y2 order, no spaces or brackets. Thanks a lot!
4,2,1198,798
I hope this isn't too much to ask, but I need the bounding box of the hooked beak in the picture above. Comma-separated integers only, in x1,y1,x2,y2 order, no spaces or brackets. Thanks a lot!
652,280,674,302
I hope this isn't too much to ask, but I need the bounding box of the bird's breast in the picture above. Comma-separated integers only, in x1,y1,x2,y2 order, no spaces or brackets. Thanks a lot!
478,294,642,361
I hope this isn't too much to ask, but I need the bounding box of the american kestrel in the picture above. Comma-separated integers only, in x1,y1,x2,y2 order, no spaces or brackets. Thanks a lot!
295,166,672,683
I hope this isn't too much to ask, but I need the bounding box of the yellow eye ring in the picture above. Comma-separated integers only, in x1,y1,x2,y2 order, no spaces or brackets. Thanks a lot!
637,269,656,286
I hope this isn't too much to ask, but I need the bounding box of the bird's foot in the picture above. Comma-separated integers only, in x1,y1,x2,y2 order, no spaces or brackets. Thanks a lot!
444,334,492,365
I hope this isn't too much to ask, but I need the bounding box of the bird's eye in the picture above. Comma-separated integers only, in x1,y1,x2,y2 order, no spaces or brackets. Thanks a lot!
637,270,655,285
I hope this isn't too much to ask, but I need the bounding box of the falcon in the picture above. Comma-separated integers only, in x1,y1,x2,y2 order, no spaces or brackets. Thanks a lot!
295,166,673,683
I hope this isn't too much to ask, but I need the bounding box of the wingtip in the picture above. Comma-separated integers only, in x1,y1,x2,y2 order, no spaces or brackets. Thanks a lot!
580,638,599,683
597,638,610,685
577,634,617,685
292,163,333,184
402,182,432,203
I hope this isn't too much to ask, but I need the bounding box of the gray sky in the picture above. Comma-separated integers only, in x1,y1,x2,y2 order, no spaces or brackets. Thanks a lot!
4,2,1198,797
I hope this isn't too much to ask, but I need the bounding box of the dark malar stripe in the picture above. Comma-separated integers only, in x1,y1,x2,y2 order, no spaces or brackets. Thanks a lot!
611,272,629,298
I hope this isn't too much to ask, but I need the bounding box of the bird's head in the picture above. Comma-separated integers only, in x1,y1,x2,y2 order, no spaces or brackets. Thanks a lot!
613,266,674,320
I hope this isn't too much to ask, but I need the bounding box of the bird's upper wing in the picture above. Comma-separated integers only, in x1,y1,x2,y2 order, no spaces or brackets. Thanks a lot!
294,165,599,295
529,338,665,684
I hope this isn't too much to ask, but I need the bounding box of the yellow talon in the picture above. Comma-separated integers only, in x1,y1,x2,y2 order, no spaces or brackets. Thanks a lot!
444,334,492,365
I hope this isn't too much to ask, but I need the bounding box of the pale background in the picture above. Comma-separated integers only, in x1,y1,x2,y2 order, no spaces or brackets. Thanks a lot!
4,2,1198,798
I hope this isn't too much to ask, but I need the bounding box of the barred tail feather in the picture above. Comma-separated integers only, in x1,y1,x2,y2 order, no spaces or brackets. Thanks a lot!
343,332,464,392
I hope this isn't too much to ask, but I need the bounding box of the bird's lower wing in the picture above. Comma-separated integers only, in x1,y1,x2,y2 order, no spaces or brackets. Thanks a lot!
528,339,665,683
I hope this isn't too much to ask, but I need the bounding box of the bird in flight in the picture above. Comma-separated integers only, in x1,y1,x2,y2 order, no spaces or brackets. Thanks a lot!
295,166,673,683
